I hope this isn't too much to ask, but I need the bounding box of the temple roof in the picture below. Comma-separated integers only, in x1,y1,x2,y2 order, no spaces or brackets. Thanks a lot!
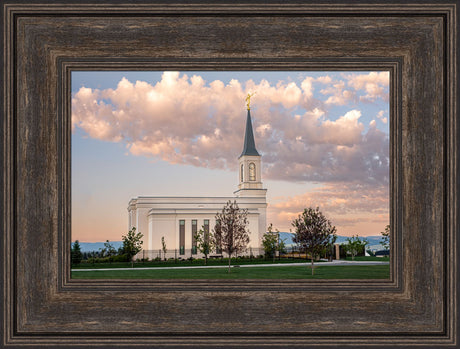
239,110,260,158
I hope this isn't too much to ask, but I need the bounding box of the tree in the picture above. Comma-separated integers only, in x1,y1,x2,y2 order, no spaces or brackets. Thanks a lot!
343,235,369,260
99,240,117,262
380,224,390,256
292,207,337,275
213,200,250,273
262,223,286,262
278,236,287,255
194,227,214,266
161,236,167,260
121,227,144,267
71,240,83,265
322,233,338,261
262,224,278,261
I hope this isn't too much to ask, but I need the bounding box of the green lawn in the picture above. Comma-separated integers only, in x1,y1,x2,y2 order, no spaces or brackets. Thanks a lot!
72,256,388,270
71,264,389,279
71,257,325,269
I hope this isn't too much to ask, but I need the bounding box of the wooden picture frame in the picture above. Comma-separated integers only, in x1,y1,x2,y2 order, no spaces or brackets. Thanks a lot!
1,1,458,347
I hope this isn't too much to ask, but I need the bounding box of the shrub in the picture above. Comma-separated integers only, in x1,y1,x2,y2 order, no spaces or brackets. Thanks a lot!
112,254,130,263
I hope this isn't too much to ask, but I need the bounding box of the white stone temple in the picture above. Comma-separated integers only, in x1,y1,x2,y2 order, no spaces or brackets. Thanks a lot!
128,101,267,258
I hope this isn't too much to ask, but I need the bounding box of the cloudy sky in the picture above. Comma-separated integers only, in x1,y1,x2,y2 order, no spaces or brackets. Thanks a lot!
72,71,389,242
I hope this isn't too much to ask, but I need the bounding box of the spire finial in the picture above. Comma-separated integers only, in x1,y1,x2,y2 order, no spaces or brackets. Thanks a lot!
239,103,260,158
245,92,255,110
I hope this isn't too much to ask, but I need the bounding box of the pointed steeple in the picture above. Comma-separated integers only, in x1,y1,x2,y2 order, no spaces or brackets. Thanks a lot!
239,109,260,158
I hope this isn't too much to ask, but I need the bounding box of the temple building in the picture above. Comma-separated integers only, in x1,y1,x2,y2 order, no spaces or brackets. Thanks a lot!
128,100,267,258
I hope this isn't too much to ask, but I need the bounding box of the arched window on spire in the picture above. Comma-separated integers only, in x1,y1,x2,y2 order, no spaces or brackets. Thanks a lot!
241,164,244,182
249,163,256,181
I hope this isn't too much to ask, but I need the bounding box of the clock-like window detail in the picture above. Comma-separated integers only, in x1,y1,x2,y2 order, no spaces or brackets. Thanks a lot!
240,164,244,182
249,163,256,181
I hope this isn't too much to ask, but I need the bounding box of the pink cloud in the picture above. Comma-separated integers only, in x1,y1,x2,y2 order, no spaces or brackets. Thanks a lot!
320,80,358,106
317,72,389,106
72,72,389,185
315,75,333,84
346,71,389,103
376,110,388,124
267,182,389,236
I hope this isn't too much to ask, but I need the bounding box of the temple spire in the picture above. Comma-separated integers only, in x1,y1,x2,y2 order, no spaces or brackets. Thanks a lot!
239,109,260,158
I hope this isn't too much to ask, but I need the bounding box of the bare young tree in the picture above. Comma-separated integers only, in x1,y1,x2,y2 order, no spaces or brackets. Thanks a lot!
161,236,167,260
213,200,250,273
292,207,337,275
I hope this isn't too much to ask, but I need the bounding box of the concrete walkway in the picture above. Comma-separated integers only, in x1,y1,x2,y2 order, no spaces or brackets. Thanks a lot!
72,260,389,272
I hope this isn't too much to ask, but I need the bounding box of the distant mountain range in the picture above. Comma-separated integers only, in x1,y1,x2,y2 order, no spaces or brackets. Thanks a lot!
73,234,385,253
73,241,124,253
278,232,384,249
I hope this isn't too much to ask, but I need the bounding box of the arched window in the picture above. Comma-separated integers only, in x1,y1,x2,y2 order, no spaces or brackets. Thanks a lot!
249,163,256,181
240,164,244,182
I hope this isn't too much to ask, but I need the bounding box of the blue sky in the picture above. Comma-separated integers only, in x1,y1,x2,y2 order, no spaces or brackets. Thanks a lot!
72,71,389,242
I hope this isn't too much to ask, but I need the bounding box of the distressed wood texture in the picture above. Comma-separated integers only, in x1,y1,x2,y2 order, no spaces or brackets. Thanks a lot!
2,2,458,348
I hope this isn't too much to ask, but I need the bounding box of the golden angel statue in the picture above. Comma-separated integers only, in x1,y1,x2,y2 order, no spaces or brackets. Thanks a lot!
245,92,255,110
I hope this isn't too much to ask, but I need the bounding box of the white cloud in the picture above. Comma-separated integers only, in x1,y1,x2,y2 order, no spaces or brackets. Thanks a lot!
320,81,357,106
317,72,389,106
72,72,389,186
376,110,388,124
346,72,389,103
315,75,333,84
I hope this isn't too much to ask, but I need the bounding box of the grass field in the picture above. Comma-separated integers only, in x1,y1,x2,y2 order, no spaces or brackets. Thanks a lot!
72,256,388,270
71,264,389,279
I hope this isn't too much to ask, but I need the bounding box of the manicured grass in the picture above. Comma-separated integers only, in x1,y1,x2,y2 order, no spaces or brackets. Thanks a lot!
71,257,324,269
72,257,388,270
71,264,389,279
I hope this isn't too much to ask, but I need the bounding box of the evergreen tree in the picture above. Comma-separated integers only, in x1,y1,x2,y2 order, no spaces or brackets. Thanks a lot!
71,240,83,265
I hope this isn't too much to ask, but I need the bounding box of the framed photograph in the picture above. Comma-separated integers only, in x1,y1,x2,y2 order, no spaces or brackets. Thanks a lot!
70,69,391,281
2,1,458,347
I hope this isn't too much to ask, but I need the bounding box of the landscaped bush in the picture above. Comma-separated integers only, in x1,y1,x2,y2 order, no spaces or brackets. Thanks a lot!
112,254,130,262
136,258,150,262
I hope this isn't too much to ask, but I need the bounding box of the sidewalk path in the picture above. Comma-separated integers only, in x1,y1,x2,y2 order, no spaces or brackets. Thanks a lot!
72,260,389,272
